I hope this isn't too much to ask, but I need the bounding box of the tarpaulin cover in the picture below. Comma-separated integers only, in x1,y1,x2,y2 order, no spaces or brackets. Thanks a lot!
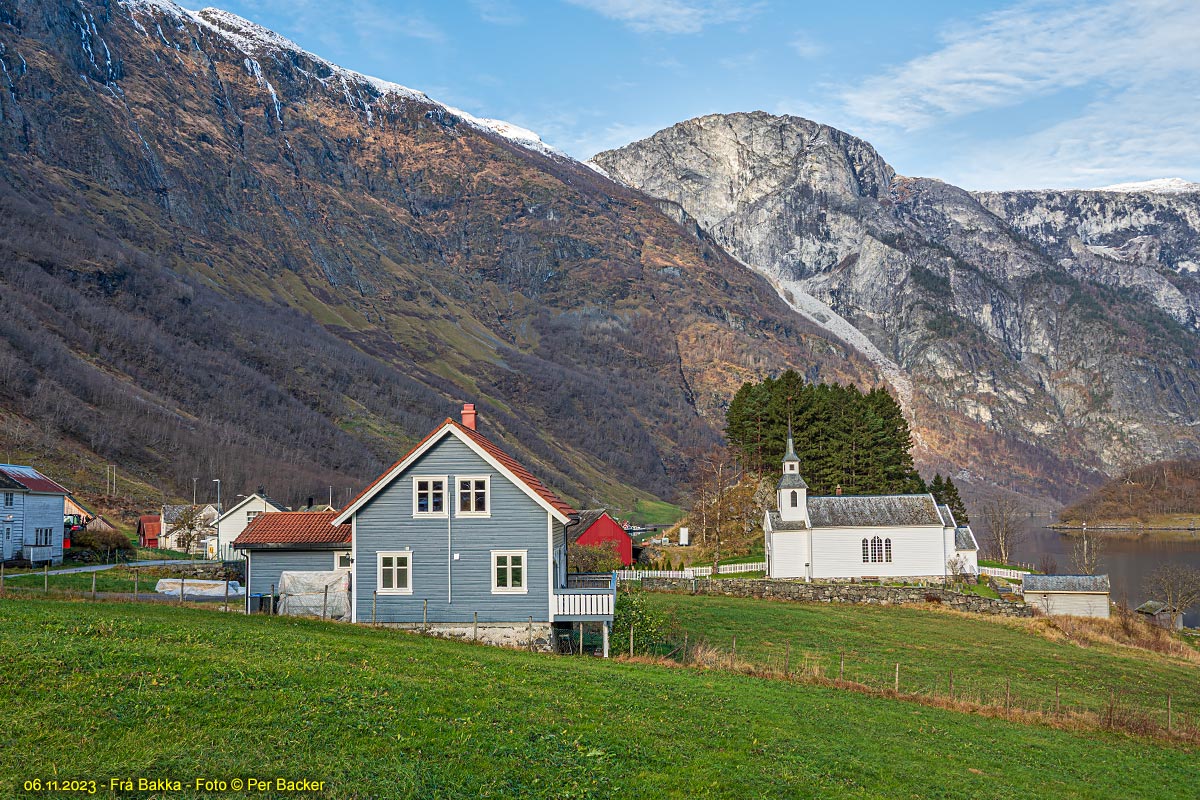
155,579,244,600
277,570,351,621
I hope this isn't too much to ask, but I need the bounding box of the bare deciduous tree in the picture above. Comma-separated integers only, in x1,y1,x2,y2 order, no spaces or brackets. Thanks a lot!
979,495,1026,566
168,505,207,554
1070,526,1105,575
1145,564,1200,629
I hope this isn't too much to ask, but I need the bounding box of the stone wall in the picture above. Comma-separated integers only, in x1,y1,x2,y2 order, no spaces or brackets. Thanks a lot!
640,577,1032,617
378,621,557,653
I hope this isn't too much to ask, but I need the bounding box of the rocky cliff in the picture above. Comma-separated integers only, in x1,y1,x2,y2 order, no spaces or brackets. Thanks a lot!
0,2,876,508
593,113,1200,502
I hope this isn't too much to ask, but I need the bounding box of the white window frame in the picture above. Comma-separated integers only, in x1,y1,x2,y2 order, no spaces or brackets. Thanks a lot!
491,549,528,594
455,475,491,518
246,510,261,524
377,550,413,595
335,551,352,569
35,527,53,546
412,476,449,517
3,492,11,507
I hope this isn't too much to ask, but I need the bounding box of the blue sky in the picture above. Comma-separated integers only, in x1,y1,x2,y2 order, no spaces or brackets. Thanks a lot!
210,0,1199,190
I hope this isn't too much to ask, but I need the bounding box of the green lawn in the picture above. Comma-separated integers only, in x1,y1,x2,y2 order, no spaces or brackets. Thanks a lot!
630,498,684,526
3,567,172,595
0,598,1196,799
643,591,1200,727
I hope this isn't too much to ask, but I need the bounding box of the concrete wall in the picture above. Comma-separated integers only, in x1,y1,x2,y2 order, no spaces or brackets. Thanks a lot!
1025,591,1111,619
640,577,1033,617
353,436,553,624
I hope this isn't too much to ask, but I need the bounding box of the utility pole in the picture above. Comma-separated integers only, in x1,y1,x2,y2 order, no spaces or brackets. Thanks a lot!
212,479,222,515
193,478,198,506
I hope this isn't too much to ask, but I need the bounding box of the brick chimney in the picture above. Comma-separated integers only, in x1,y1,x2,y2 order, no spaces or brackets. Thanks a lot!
461,403,477,431
835,484,843,496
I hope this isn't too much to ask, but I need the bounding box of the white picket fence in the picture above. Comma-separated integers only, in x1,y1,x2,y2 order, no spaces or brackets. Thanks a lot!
615,561,767,581
979,566,1031,580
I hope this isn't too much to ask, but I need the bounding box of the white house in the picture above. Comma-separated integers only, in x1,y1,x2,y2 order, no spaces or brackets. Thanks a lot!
763,429,978,582
0,464,70,565
210,492,286,560
1023,574,1111,618
161,503,218,553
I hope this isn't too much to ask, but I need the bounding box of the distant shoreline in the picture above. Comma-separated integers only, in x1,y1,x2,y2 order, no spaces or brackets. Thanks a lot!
1050,523,1200,540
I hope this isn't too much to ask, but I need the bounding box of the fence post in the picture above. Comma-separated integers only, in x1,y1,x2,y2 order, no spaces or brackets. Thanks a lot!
839,650,844,681
224,579,230,613
529,616,533,652
474,611,478,642
134,569,139,600
630,622,634,657
372,590,377,624
1168,693,1172,733
683,632,689,666
422,598,427,631
784,642,791,677
1108,688,1115,728
180,575,185,605
1055,683,1060,716
894,663,900,693
1005,678,1011,715
1,562,5,592
322,585,329,620
44,562,48,593
577,622,583,656
269,583,275,615
949,670,954,701
91,572,97,601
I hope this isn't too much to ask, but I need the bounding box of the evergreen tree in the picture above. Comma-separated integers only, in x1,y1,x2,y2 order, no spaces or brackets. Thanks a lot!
943,477,969,523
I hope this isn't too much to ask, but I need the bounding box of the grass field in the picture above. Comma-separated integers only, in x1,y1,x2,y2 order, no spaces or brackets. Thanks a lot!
630,498,684,526
3,567,179,594
642,591,1200,727
1,597,1197,799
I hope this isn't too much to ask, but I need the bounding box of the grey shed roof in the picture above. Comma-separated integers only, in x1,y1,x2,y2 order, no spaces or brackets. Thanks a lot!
767,511,808,531
1022,574,1110,593
954,527,978,551
778,474,809,490
1134,600,1169,615
937,504,957,527
807,494,943,528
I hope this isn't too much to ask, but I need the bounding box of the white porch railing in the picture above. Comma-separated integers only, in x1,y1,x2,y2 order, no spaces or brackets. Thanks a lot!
22,545,54,563
554,591,615,618
979,566,1031,580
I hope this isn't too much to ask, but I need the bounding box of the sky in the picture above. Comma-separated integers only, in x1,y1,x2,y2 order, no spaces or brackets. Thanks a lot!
209,0,1199,190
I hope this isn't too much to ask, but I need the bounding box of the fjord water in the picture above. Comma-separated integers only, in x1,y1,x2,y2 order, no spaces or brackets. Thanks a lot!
1009,518,1200,626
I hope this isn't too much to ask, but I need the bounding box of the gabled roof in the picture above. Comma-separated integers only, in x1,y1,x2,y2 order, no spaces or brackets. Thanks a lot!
0,464,69,495
163,504,217,524
233,512,350,548
954,526,978,551
1134,600,1170,615
334,418,575,525
808,494,942,528
778,474,809,490
1023,574,1110,593
216,492,286,523
137,516,161,537
937,504,957,528
0,471,24,492
569,509,631,544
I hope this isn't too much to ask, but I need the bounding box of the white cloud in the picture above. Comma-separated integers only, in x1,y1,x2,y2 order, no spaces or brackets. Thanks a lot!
840,0,1200,131
788,32,824,60
564,0,760,34
470,0,523,25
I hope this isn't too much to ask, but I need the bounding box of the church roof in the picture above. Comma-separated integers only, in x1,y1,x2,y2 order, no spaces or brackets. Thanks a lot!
783,424,800,463
767,511,808,531
808,494,943,528
937,504,957,527
778,474,809,490
954,527,978,551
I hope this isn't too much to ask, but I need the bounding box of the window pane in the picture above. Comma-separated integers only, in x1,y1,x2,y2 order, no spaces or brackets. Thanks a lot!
417,494,429,513
432,493,443,513
460,491,471,512
511,555,522,568
496,565,507,587
382,567,393,589
397,561,408,589
511,566,522,587
476,492,485,512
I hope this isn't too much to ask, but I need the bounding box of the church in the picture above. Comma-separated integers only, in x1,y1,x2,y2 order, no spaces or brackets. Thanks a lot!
763,428,978,582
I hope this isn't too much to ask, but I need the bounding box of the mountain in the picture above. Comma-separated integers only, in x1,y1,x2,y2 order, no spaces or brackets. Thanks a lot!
592,113,1200,503
1058,459,1200,526
0,2,877,511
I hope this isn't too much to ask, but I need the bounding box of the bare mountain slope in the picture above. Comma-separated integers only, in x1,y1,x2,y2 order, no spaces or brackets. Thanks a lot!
593,112,1200,503
0,2,875,507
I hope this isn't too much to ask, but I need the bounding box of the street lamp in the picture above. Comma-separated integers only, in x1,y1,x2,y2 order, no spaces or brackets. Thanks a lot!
213,479,222,515
193,478,198,506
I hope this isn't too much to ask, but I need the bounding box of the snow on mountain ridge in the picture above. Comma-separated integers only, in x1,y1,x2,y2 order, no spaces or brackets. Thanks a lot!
1096,178,1200,194
118,1,566,160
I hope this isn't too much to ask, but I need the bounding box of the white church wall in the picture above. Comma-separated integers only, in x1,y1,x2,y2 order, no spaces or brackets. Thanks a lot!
766,530,811,579
811,525,947,581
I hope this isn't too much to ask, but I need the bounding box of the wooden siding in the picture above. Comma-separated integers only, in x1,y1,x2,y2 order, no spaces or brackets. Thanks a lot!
24,494,65,564
769,525,949,580
574,514,633,566
354,436,552,624
1026,591,1111,619
247,549,335,596
1,491,24,562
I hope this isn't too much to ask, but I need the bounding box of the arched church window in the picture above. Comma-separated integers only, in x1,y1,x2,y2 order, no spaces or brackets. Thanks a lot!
885,538,892,563
871,536,883,563
790,491,798,508
862,538,869,563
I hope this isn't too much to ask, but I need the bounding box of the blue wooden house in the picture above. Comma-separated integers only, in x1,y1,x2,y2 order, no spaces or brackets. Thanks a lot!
332,404,616,653
0,464,70,565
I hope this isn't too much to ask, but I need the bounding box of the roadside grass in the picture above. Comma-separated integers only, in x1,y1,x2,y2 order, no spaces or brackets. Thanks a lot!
3,567,212,594
1,598,1197,799
641,591,1200,728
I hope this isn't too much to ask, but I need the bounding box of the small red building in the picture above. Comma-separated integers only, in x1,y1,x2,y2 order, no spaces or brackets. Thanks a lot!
137,515,161,548
570,509,634,566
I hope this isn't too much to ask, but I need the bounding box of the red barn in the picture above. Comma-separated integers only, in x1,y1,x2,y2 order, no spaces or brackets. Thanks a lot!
570,509,634,566
137,515,161,548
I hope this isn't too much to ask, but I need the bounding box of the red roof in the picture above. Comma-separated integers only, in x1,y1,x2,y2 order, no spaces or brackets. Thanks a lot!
233,512,349,547
340,418,576,520
0,464,69,494
137,515,161,534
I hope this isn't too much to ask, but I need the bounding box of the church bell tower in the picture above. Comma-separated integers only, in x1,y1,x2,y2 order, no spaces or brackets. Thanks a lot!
778,423,808,523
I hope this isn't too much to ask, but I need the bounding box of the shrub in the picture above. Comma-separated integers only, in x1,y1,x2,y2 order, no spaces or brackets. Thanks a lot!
71,527,134,555
567,542,623,573
613,589,668,655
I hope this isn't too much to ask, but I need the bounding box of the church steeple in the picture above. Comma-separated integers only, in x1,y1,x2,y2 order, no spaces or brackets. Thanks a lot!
777,421,808,522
